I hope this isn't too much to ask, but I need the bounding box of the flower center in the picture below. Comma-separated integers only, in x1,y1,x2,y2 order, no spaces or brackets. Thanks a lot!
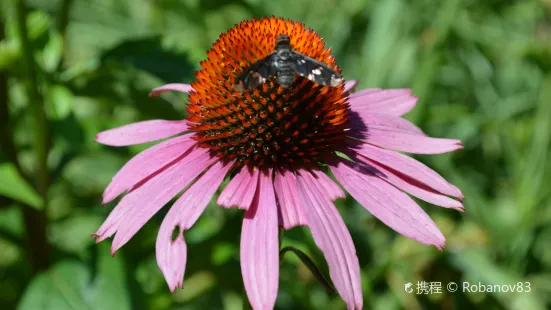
186,17,349,166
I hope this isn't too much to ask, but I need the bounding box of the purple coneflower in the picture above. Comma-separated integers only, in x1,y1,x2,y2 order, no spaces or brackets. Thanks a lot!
93,17,463,309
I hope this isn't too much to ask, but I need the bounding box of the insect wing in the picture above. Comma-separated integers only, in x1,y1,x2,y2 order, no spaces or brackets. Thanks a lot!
233,53,277,92
292,51,343,87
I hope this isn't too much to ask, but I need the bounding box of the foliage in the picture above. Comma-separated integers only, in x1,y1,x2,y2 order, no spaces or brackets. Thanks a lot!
1,0,550,309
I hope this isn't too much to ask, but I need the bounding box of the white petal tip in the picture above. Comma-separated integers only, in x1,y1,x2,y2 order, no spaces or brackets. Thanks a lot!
435,242,446,252
101,193,114,205
215,197,227,207
91,232,109,244
344,80,359,93
94,133,104,144
452,140,464,150
91,233,101,243
94,132,121,146
149,84,193,98
168,282,184,292
250,302,276,310
148,89,169,97
216,198,248,210
347,302,363,310
110,240,124,256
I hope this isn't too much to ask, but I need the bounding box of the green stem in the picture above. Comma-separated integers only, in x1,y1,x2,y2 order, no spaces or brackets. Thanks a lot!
55,0,73,71
15,0,51,273
280,246,337,295
0,20,24,177
56,0,73,35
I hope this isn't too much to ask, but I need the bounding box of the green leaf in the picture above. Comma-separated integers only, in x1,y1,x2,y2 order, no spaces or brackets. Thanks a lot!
18,244,130,310
50,213,104,254
0,163,42,209
41,30,63,72
26,11,51,40
0,39,21,71
100,36,195,83
46,85,73,120
62,152,126,196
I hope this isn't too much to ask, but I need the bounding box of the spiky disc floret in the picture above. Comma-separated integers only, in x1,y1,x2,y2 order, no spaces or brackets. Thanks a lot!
187,17,349,166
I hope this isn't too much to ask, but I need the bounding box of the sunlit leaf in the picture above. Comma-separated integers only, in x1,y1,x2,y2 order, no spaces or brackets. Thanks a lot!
46,85,73,120
0,163,42,209
41,30,63,72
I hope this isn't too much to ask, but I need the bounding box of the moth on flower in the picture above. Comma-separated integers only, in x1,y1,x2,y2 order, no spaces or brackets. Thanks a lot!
233,34,344,92
94,17,464,310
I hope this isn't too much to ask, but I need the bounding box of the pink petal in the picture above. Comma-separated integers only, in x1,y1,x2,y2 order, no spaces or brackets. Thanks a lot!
156,161,232,291
330,158,446,249
351,124,463,154
346,112,463,154
241,168,279,310
296,170,363,310
96,120,189,146
93,147,216,254
274,168,306,229
310,170,345,201
349,89,417,116
149,83,193,97
156,230,187,292
349,111,425,136
217,166,260,209
366,134,462,154
343,80,359,93
103,135,196,204
355,156,464,211
351,143,463,199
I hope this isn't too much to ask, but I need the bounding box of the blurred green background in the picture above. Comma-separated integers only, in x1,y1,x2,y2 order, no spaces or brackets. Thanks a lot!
1,0,550,309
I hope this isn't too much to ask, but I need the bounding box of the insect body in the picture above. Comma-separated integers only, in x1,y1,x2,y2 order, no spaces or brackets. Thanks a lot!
233,34,343,92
